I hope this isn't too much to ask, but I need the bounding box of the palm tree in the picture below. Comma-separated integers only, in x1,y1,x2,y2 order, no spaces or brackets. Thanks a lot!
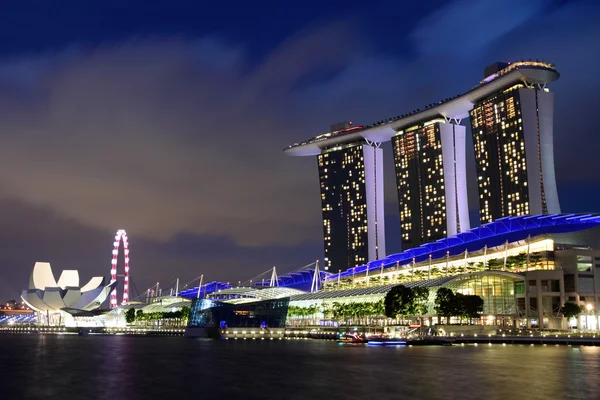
373,300,385,316
513,253,528,271
529,252,545,270
467,262,477,273
505,255,517,271
487,258,503,271
331,302,343,321
348,303,358,324
321,304,333,320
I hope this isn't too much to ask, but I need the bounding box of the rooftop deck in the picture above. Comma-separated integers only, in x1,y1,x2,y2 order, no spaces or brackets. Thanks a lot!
285,61,558,156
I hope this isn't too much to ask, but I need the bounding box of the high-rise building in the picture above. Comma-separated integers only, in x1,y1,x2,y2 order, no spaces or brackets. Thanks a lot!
317,135,386,271
470,63,561,223
392,119,470,250
285,60,559,270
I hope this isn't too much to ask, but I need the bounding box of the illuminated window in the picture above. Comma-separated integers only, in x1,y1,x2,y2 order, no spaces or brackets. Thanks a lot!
470,89,529,223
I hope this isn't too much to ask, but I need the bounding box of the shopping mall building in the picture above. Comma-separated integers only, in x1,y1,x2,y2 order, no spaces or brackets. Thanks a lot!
183,214,600,334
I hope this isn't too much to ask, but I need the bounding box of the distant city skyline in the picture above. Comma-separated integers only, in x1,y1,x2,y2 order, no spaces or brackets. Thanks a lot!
0,0,599,299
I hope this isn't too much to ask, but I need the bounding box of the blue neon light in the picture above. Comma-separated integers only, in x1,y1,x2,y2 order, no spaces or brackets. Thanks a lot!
368,341,407,346
253,268,332,290
328,214,600,280
178,281,232,299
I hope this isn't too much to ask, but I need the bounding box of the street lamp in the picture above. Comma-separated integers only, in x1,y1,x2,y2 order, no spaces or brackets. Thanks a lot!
586,303,593,312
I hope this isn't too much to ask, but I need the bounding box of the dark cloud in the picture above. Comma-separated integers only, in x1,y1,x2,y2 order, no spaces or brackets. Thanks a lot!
411,0,552,56
0,26,359,248
0,197,322,301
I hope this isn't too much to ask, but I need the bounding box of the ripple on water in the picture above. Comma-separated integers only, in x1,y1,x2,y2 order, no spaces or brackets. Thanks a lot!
1,335,599,400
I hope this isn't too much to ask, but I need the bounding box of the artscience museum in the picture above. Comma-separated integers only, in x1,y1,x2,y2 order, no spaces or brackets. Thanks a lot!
20,262,116,326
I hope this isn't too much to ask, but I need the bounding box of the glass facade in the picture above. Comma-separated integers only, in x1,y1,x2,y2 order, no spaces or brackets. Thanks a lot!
470,85,530,223
577,255,593,272
443,274,518,315
188,298,289,329
392,122,446,249
318,143,368,271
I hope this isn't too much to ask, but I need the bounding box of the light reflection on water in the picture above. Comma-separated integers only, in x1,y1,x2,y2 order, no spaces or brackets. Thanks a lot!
1,335,599,400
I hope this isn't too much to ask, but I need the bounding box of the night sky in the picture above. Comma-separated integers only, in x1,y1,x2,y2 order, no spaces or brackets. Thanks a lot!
0,0,598,301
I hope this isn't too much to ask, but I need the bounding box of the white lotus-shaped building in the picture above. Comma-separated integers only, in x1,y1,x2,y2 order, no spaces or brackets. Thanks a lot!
21,262,116,312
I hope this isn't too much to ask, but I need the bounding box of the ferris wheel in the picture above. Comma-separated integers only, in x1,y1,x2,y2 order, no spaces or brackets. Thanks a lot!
110,229,130,309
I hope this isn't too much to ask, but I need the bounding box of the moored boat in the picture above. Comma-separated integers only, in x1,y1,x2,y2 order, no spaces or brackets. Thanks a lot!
338,333,368,343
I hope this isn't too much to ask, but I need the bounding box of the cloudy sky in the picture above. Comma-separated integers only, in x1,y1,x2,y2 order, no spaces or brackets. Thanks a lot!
0,0,598,300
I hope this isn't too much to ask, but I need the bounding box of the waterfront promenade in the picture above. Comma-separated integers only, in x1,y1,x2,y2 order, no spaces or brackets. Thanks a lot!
2,324,600,346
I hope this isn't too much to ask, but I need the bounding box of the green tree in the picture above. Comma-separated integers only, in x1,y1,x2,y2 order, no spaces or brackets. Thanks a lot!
560,302,583,320
331,302,345,321
513,253,528,271
417,270,429,281
125,308,136,324
288,304,320,319
529,252,545,269
413,287,430,325
384,285,416,319
434,288,455,324
455,294,484,323
413,287,430,316
181,306,191,322
321,304,332,319
454,292,466,322
505,255,517,271
287,306,302,317
466,262,477,273
163,311,180,319
373,300,385,316
487,258,503,271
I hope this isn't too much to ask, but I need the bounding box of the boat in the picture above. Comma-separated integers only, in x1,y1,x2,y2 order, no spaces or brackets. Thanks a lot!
368,335,453,346
368,338,408,346
338,333,368,343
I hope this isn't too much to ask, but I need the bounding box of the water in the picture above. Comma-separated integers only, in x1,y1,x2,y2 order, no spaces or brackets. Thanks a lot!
1,335,599,400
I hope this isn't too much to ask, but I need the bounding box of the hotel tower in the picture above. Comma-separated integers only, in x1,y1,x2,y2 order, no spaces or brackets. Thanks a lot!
317,123,386,271
470,62,561,223
392,120,470,250
285,61,560,266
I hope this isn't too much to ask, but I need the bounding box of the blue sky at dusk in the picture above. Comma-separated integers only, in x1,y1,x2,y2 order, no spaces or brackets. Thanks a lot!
0,0,599,299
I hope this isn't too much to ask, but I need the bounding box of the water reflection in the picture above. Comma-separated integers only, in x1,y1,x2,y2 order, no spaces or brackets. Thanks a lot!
1,336,599,399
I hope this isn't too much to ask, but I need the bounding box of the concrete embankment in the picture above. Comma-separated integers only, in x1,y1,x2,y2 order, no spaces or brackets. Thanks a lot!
452,335,600,346
0,326,185,336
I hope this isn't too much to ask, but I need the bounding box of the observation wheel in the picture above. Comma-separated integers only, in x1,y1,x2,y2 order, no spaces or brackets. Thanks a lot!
110,229,130,308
